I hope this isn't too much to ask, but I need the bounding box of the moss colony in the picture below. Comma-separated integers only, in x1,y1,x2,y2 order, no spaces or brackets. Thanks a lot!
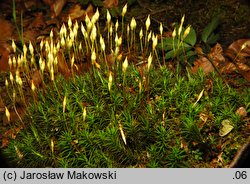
1,4,249,167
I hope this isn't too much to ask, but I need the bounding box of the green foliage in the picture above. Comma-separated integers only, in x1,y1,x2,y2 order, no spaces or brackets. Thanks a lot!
160,16,221,64
3,66,248,167
201,16,220,45
77,0,103,6
161,24,197,63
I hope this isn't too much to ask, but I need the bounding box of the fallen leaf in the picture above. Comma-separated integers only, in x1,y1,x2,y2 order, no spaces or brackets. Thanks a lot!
205,78,213,92
235,107,247,118
51,0,66,18
75,63,91,75
42,0,53,5
225,39,250,60
219,119,234,137
0,18,14,42
217,152,224,163
1,137,9,148
57,51,72,78
192,43,225,74
103,0,119,8
241,71,250,82
219,62,237,74
180,139,188,152
0,45,10,72
191,57,214,74
24,0,41,10
1,125,23,148
106,53,115,68
23,29,39,43
198,113,208,128
66,4,94,21
221,39,250,80
31,70,42,87
0,98,5,112
208,43,225,65
28,12,46,29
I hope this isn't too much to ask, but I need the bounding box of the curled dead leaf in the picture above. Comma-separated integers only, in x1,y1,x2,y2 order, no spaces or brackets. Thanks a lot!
192,44,226,74
191,57,214,74
235,107,247,118
225,39,250,60
208,43,225,65
220,39,250,80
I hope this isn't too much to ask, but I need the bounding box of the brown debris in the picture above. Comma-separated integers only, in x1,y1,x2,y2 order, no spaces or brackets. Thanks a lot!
3,107,26,126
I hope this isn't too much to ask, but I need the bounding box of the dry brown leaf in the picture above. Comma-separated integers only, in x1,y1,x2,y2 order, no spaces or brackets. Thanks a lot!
57,51,72,78
23,29,39,43
225,39,250,60
0,98,5,112
235,107,247,118
1,137,9,148
31,70,42,87
208,43,225,65
241,71,250,82
205,78,213,92
42,0,53,5
0,45,10,72
67,4,86,20
85,4,95,18
75,63,91,75
217,152,224,163
66,4,94,21
195,46,205,56
191,57,215,74
219,62,237,74
1,125,23,148
24,0,41,9
198,111,214,129
237,63,250,71
28,12,46,29
219,39,250,80
192,44,226,74
106,53,115,67
199,113,208,125
103,0,119,8
180,139,188,152
0,18,14,42
51,0,66,18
